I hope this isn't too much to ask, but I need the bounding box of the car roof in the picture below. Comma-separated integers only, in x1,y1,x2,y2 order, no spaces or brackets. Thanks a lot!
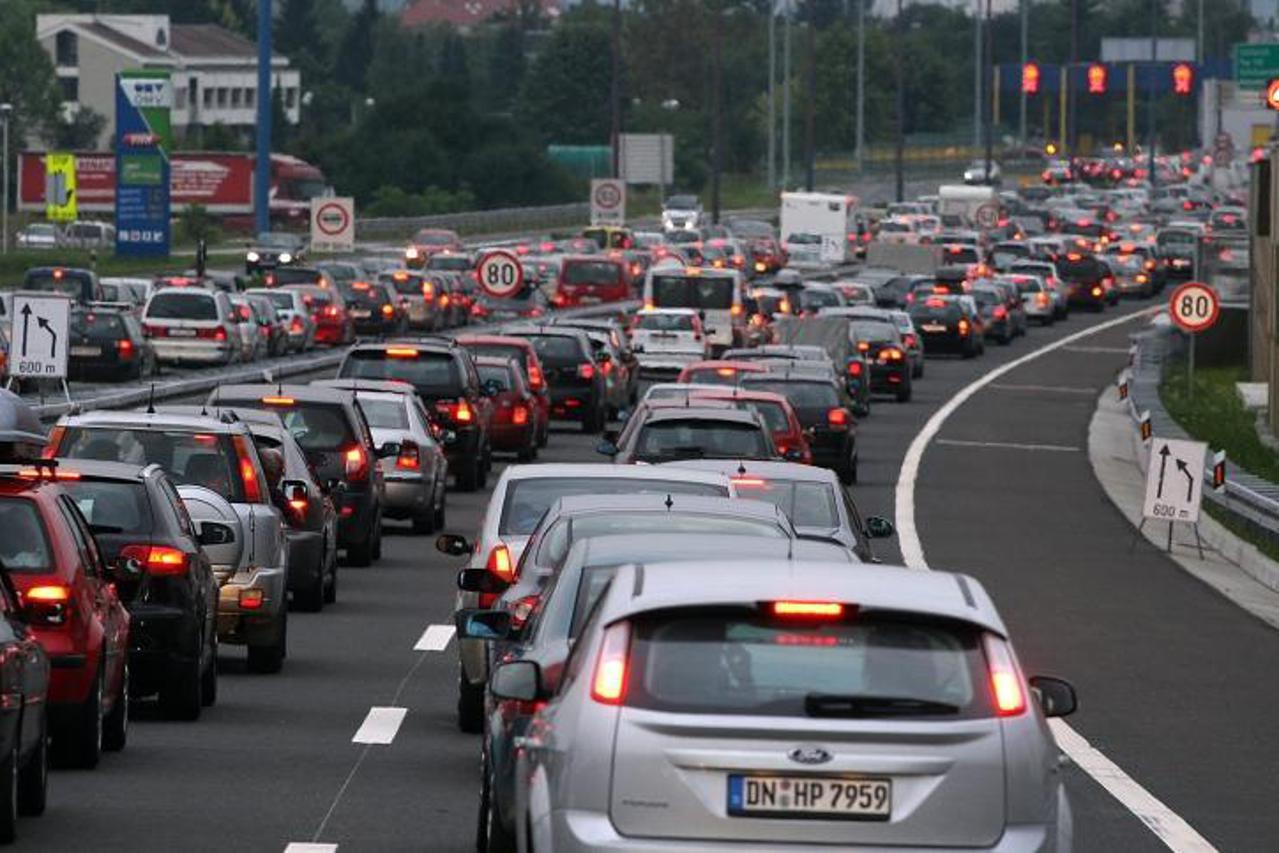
639,406,765,426
58,409,242,433
213,384,354,405
742,369,836,385
454,334,534,347
30,459,159,482
313,378,419,396
664,458,841,485
599,560,1007,635
496,462,730,487
566,533,855,568
549,492,787,522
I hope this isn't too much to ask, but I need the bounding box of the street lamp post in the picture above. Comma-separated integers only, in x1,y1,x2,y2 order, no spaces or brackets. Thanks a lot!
894,0,905,202
0,104,10,255
856,0,865,173
1147,0,1158,190
768,6,776,188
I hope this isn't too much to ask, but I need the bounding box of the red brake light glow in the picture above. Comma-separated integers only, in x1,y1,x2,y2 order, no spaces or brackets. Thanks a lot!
121,544,189,576
985,635,1026,716
590,622,632,705
771,601,845,618
261,396,295,406
386,347,420,358
486,543,515,582
827,408,849,427
345,445,370,481
232,434,265,503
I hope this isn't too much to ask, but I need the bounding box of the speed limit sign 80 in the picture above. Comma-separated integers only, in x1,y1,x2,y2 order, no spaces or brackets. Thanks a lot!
476,250,525,298
1168,281,1219,334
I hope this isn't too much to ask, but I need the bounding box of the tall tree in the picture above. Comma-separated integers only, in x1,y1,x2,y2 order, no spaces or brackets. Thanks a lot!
487,24,526,110
336,0,379,92
0,0,62,148
517,23,614,145
276,0,328,84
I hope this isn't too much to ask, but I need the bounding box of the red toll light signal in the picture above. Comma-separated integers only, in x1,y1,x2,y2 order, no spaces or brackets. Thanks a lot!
1172,63,1194,96
1022,62,1040,95
1087,63,1108,95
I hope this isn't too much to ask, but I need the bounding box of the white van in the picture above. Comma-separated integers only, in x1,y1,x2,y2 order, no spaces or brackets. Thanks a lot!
780,191,860,264
642,265,744,356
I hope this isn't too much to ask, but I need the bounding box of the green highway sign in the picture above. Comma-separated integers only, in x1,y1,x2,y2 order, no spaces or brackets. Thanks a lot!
1234,42,1279,90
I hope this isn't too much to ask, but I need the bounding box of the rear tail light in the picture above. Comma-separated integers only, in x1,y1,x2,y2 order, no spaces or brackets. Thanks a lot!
120,544,189,576
578,363,596,380
1091,285,1103,298
1036,292,1051,307
847,360,863,377
116,338,135,359
486,543,515,583
231,434,266,503
24,584,72,625
396,441,421,470
993,305,1008,320
239,589,264,610
512,404,529,426
527,363,545,391
857,341,871,353
144,324,166,337
509,594,540,630
345,445,370,481
381,303,395,317
454,399,473,423
324,306,340,318
590,622,632,705
730,304,744,317
902,334,917,348
879,347,905,362
422,281,435,299
771,600,845,618
291,316,304,333
827,408,849,428
957,319,971,336
984,635,1026,716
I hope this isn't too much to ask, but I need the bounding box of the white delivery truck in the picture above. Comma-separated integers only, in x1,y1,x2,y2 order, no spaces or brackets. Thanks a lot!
780,192,860,265
937,185,997,226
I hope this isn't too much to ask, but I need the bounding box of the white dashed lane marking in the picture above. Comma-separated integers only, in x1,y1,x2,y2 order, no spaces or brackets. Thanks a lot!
414,624,456,652
351,707,408,745
284,844,338,852
936,439,1081,453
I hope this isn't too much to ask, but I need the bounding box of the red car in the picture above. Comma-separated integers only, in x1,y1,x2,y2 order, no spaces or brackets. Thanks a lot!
404,228,463,268
284,284,354,345
691,388,812,464
0,464,129,768
554,256,629,307
454,334,550,448
676,359,770,387
473,356,539,461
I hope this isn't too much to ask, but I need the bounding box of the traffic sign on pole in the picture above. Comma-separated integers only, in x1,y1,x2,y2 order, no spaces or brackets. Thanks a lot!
1142,437,1207,524
1168,281,1219,334
476,250,524,298
310,197,355,252
10,294,70,380
590,179,626,226
974,202,999,229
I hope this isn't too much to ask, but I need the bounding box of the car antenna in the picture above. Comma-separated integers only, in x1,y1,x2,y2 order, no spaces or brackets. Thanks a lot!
146,383,156,414
737,460,747,476
664,494,673,511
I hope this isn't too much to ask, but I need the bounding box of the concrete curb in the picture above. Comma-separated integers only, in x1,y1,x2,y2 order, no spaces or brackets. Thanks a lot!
1090,387,1279,629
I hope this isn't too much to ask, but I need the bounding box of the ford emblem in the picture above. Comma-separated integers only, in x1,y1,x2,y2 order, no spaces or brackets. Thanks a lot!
787,745,832,765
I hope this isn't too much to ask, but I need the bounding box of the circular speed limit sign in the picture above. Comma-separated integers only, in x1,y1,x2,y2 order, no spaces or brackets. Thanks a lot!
476,250,525,298
1168,281,1219,334
974,202,999,229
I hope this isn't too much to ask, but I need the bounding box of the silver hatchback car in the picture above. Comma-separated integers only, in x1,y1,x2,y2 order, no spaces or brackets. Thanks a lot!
501,560,1077,852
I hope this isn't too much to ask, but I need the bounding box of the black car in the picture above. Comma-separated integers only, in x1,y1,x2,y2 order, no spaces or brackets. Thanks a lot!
971,285,1016,344
468,288,548,325
245,232,307,275
68,307,157,381
0,569,50,842
22,266,102,304
337,340,495,492
339,280,406,337
55,461,219,719
1156,228,1199,281
210,385,387,566
908,295,984,358
741,371,859,483
501,326,609,433
849,319,912,402
262,265,329,289
1057,252,1109,311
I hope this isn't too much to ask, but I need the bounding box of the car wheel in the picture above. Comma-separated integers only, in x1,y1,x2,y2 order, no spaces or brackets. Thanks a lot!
201,632,218,707
457,670,484,734
247,612,287,674
16,713,47,818
895,382,912,403
371,516,384,561
295,571,325,612
482,756,517,853
434,490,447,531
457,456,481,493
68,668,104,769
324,558,338,605
0,741,16,844
103,662,129,748
159,653,202,722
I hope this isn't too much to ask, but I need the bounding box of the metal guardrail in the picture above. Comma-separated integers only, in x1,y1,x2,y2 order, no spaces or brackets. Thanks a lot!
357,203,591,241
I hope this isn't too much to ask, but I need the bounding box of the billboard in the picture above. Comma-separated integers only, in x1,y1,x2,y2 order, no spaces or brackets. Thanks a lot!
115,69,172,256
18,152,255,213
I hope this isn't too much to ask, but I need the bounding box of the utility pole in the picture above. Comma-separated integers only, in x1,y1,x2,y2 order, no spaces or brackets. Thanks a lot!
610,0,622,178
1068,0,1078,154
768,4,776,188
783,3,792,189
1148,0,1158,189
712,8,724,223
983,0,993,181
0,105,10,254
856,0,865,172
1019,0,1027,151
973,1,982,150
895,0,905,202
805,20,816,191
254,0,272,235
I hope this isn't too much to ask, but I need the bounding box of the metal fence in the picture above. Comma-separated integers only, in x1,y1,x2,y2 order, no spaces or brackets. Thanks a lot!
356,203,591,241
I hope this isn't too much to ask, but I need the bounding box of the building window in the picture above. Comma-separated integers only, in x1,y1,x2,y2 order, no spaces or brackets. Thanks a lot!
58,76,79,102
216,87,227,107
285,88,297,109
175,87,187,109
245,88,255,108
203,88,213,108
55,31,78,67
231,88,241,108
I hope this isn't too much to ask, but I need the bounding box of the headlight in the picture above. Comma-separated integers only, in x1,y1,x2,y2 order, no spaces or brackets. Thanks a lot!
279,253,293,264
406,247,419,259
246,251,260,262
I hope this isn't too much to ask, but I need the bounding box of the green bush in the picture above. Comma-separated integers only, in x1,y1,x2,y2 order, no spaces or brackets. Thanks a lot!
175,204,222,245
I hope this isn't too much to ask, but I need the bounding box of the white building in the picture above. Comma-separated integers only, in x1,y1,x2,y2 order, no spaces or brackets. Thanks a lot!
36,14,301,148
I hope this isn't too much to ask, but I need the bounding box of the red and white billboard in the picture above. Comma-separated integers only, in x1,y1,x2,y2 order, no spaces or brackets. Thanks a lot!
18,151,255,214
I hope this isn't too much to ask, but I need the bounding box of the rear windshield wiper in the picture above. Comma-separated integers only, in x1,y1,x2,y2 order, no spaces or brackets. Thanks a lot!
804,693,960,718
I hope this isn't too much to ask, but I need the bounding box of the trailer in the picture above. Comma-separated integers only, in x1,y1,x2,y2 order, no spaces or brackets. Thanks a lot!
780,192,861,265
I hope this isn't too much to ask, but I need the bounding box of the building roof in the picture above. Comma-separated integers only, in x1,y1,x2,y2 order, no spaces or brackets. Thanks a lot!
170,24,256,59
78,20,170,60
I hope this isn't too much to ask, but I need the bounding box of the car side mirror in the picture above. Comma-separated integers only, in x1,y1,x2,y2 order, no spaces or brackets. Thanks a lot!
280,479,308,503
783,447,804,462
490,660,544,702
440,430,457,446
198,522,236,547
595,350,612,364
481,379,502,397
1029,675,1077,718
865,516,895,539
456,568,509,594
377,441,401,459
112,556,144,582
596,439,618,457
455,608,513,641
435,533,472,557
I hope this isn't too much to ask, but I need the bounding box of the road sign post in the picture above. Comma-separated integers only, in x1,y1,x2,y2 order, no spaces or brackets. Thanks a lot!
310,197,355,252
590,179,626,226
1140,437,1209,557
8,293,71,404
476,250,524,299
1168,281,1219,402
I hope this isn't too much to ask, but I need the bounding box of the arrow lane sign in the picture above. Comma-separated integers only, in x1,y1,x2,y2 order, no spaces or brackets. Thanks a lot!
1176,457,1194,502
19,304,31,357
1156,444,1171,499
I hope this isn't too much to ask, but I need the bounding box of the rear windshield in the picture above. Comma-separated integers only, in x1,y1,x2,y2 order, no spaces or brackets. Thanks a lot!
426,255,472,271
512,334,584,368
942,247,979,264
1057,256,1106,281
72,312,125,338
909,302,961,322
147,292,217,321
634,420,769,461
735,480,838,528
742,380,839,411
358,398,408,430
57,428,245,501
259,403,356,452
624,612,986,718
340,283,390,306
0,498,53,572
562,261,622,286
292,287,334,308
636,313,696,332
851,321,896,342
477,364,513,390
24,271,91,299
62,481,152,535
464,343,529,369
340,350,462,395
257,291,295,310
271,268,324,286
380,274,422,296
799,289,841,311
740,400,788,432
651,275,734,310
500,477,727,536
537,512,785,568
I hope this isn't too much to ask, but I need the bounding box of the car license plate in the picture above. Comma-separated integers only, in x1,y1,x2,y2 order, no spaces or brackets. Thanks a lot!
351,309,371,318
580,296,601,305
920,323,947,333
168,328,197,337
70,345,101,357
728,775,890,820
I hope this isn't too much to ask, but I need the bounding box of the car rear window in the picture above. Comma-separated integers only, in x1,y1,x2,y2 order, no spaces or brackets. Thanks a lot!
57,427,245,502
340,350,462,395
256,291,295,311
909,302,961,323
357,399,408,430
734,480,838,528
266,403,357,452
62,481,152,535
634,420,770,461
624,612,985,718
24,271,91,299
738,400,788,432
1057,256,1106,281
477,364,513,391
537,512,786,568
72,312,126,338
500,477,727,536
147,292,217,321
562,260,622,286
381,274,422,296
513,334,584,368
0,498,52,572
636,313,696,332
851,321,896,342
741,380,839,411
271,268,324,286
427,255,472,271
463,343,529,370
341,283,390,306
651,275,735,310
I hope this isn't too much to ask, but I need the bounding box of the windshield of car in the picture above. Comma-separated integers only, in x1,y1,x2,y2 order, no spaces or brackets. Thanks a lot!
635,312,696,332
733,479,839,528
57,428,246,502
340,350,462,395
651,275,734,310
741,380,839,412
380,274,422,296
255,291,296,311
62,481,152,535
147,292,218,321
357,398,408,430
71,312,126,338
850,321,897,342
270,268,323,286
477,364,513,391
513,334,584,368
0,498,53,572
24,271,90,299
272,403,357,452
500,477,727,536
257,232,298,248
537,511,785,568
634,420,770,461
624,613,983,718
666,195,698,210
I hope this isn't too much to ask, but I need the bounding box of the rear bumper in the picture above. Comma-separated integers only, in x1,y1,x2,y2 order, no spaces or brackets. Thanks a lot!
918,332,973,354
127,601,200,692
383,475,431,518
215,565,286,647
637,351,704,373
152,339,233,364
490,422,535,451
869,364,909,392
545,810,1061,853
285,528,326,592
338,490,379,546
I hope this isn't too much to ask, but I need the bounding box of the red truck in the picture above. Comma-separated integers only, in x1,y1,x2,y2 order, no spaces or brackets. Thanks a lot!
18,151,328,231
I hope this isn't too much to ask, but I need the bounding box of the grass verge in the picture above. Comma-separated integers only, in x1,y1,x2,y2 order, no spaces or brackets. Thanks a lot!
1159,361,1279,483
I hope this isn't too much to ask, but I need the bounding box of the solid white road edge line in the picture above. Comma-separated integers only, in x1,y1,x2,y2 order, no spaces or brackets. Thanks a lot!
351,707,408,745
414,624,456,652
894,306,1220,853
284,844,339,853
935,439,1081,453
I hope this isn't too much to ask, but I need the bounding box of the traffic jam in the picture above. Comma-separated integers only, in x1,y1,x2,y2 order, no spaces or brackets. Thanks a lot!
0,149,1249,851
